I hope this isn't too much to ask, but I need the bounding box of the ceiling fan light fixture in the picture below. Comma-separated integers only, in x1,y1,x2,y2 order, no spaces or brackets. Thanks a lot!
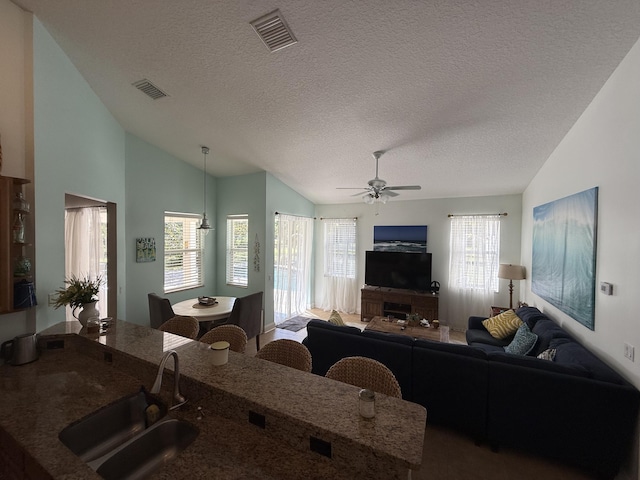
343,150,422,206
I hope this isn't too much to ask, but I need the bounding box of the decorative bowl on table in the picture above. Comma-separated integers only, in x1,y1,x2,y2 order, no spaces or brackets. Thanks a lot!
198,296,217,306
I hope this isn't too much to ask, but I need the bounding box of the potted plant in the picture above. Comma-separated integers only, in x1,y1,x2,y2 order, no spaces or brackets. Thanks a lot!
52,274,103,326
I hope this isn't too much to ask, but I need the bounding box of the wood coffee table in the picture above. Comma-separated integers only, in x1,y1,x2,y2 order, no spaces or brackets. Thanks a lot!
365,316,449,343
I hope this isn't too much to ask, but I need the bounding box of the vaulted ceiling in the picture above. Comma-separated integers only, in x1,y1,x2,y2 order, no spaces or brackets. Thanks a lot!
12,0,640,204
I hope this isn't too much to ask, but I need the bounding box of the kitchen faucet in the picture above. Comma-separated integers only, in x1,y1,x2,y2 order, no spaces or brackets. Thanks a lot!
150,350,187,410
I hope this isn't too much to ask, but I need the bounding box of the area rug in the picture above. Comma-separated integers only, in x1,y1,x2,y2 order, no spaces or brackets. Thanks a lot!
276,315,315,332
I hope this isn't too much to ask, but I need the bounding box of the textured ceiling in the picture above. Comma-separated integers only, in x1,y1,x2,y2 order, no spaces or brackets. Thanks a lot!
12,0,640,204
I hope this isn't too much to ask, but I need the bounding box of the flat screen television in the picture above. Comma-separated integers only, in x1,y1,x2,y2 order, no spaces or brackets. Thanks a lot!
365,251,432,292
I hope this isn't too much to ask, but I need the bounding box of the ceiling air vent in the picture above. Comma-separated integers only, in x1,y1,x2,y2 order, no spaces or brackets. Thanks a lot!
132,79,168,100
250,9,297,52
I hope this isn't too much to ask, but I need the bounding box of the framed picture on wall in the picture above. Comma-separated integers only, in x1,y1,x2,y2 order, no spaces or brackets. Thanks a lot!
532,187,598,330
136,237,156,263
373,225,428,253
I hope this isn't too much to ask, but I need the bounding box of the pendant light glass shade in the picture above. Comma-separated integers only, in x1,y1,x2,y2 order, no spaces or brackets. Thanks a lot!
198,146,212,233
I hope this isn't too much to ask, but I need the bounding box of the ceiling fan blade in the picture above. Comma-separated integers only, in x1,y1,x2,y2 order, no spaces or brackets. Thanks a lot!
338,151,420,201
385,185,422,191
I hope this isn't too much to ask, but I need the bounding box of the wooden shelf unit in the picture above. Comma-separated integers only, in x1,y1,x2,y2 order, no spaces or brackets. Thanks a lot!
0,175,32,314
361,286,439,322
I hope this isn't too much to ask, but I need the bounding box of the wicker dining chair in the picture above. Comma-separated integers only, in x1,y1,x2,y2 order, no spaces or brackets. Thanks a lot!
255,339,312,372
199,324,248,353
158,315,200,340
325,356,402,398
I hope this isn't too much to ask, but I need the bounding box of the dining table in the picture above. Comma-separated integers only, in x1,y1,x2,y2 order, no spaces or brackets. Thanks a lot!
172,296,236,331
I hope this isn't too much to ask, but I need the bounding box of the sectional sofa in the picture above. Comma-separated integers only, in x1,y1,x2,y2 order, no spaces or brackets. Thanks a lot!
466,306,639,478
302,307,639,478
303,319,488,440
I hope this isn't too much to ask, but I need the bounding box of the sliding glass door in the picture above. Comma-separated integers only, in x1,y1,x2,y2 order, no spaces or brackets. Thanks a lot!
273,214,313,324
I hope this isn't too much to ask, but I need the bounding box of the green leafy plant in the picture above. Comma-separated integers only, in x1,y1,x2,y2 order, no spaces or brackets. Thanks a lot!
52,275,103,310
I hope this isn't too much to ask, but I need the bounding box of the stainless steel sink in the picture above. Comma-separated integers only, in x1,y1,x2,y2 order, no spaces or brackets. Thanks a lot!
59,389,198,479
92,419,199,480
59,390,153,462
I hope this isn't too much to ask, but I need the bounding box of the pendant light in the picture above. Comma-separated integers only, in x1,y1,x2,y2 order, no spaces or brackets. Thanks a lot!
198,146,212,233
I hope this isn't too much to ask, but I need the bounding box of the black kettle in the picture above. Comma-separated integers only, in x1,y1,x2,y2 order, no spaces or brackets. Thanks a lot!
430,281,440,294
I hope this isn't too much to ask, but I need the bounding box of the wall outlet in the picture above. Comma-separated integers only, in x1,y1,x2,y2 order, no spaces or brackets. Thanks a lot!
310,436,332,458
624,343,635,362
248,410,266,429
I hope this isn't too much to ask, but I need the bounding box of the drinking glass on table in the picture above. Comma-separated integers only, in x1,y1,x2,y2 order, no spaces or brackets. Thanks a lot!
439,325,450,343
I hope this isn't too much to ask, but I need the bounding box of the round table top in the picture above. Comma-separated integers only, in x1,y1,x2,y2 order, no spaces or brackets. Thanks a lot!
172,296,236,322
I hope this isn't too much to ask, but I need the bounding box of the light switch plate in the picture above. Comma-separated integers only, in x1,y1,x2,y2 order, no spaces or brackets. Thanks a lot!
624,343,634,362
599,282,613,295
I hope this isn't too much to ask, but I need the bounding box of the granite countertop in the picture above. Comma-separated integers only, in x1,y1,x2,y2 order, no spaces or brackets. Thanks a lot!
0,320,426,479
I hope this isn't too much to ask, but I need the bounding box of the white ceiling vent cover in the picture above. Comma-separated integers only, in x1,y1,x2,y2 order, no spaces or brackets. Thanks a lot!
250,10,297,52
132,79,168,100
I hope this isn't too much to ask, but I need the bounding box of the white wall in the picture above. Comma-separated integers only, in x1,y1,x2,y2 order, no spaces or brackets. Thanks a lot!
215,172,266,301
32,18,127,331
315,194,522,330
125,134,217,325
0,0,27,180
521,36,640,480
0,0,33,343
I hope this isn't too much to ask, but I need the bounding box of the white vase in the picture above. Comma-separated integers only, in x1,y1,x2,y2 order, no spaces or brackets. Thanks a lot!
74,301,100,327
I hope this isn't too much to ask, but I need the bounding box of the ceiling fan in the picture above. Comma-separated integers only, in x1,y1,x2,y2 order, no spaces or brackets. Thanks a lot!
338,151,421,204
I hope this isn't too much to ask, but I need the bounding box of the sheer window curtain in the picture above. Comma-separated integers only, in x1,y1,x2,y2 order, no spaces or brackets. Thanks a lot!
320,218,358,313
448,215,501,328
65,207,107,321
273,214,314,323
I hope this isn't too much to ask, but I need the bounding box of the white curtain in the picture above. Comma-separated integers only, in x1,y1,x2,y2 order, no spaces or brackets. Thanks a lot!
448,215,501,328
65,207,107,321
320,218,358,313
273,214,314,323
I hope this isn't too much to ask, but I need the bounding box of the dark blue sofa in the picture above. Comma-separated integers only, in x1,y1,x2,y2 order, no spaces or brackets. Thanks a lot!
467,306,639,478
303,307,639,478
302,319,489,440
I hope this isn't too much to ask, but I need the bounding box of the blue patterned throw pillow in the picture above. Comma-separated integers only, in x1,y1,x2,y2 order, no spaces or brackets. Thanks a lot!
504,324,538,355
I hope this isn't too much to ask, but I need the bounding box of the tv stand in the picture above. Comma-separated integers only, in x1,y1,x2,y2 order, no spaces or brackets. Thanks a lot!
361,286,439,322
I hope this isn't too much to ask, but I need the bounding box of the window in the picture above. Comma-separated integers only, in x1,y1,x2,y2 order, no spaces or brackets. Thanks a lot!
323,218,356,279
164,213,203,293
226,215,248,287
449,215,501,291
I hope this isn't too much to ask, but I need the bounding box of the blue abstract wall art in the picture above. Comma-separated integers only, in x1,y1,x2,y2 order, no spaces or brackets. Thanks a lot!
532,187,598,330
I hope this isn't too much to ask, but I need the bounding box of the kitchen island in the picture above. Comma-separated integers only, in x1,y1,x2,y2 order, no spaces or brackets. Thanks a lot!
0,320,426,479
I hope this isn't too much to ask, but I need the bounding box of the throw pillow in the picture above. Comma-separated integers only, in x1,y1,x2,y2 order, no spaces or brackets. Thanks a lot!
482,310,523,339
328,310,345,326
537,348,557,361
504,324,538,356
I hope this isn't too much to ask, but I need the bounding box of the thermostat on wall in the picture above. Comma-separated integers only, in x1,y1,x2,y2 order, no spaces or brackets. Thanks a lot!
600,282,613,295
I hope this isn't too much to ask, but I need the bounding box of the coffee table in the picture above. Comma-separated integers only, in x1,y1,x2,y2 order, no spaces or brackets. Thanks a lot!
365,316,450,343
